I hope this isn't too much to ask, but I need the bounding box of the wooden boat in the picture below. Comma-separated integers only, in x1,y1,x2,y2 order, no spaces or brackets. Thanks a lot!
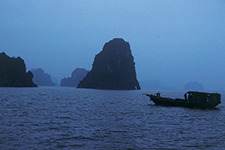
145,91,221,108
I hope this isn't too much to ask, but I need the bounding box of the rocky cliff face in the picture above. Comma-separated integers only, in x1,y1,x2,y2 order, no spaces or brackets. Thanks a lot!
60,68,88,87
31,68,55,86
0,52,37,87
77,38,140,90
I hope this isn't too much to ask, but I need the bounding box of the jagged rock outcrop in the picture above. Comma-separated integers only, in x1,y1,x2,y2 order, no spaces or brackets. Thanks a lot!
184,81,204,91
77,38,141,90
31,68,55,86
0,52,37,87
60,68,88,87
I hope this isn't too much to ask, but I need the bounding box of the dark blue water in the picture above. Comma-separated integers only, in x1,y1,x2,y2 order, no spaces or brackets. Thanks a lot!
0,87,225,150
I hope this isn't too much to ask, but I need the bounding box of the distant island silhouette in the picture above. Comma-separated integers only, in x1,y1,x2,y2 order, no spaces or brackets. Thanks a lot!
77,38,141,90
184,81,204,91
0,52,37,87
31,68,55,86
61,68,89,87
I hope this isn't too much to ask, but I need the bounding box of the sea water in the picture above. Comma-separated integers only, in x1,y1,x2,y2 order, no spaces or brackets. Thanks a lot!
0,87,225,149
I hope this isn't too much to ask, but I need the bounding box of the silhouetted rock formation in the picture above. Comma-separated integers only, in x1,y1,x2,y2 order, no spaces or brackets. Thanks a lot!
31,68,55,86
184,81,204,91
60,68,88,87
77,38,141,90
0,52,37,87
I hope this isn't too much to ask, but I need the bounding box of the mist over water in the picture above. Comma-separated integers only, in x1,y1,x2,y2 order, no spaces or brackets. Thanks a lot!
1,87,225,149
1,1,225,148
1,0,225,90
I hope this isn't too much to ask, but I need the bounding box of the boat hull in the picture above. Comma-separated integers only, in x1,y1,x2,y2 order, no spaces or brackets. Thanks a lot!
146,94,220,108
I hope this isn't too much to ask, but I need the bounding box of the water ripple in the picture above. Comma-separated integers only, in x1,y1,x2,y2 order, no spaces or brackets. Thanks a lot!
0,87,225,149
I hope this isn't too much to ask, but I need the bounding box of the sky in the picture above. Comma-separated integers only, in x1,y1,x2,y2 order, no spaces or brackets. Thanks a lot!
0,0,225,90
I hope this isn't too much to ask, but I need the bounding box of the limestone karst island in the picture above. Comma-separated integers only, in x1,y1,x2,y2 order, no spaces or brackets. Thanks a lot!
0,52,37,87
0,38,140,90
31,68,55,86
77,38,141,90
61,68,89,87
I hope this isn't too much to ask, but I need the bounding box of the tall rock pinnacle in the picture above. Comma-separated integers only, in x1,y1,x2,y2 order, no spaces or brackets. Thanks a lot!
77,38,141,90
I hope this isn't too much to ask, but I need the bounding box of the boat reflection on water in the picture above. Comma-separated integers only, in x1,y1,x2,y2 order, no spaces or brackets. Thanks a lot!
145,91,221,108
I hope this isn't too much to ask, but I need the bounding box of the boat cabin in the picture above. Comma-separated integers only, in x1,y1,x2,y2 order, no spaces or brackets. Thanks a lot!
185,91,221,105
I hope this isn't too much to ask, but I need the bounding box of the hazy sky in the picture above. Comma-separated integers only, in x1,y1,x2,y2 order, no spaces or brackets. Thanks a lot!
1,0,225,90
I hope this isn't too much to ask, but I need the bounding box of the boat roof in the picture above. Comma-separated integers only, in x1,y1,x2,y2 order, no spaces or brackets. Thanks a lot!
187,91,220,95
